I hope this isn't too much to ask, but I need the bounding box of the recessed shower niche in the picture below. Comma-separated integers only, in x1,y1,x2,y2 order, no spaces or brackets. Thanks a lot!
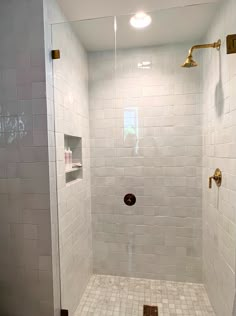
64,134,83,184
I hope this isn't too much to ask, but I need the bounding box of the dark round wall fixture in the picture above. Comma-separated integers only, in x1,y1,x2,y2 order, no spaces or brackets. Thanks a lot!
124,193,136,206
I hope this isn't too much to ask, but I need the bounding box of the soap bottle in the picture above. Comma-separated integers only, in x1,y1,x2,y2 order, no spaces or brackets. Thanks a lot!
68,148,72,169
65,148,69,169
64,148,67,168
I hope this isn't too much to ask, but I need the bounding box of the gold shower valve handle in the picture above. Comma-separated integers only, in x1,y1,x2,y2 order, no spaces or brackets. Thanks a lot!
209,168,222,189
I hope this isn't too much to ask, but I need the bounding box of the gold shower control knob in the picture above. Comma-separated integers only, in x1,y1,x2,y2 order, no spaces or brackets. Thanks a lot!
209,168,222,188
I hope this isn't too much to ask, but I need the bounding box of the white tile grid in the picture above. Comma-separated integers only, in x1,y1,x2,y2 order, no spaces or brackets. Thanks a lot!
75,275,215,316
202,0,236,314
89,45,203,283
52,16,92,316
0,0,56,315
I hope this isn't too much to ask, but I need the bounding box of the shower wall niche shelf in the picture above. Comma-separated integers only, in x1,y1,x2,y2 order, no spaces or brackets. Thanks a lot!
64,134,83,184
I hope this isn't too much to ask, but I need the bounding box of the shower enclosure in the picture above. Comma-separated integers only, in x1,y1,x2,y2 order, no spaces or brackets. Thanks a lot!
50,2,236,315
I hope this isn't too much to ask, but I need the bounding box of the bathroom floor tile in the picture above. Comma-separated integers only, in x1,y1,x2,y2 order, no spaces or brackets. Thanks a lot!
75,274,215,316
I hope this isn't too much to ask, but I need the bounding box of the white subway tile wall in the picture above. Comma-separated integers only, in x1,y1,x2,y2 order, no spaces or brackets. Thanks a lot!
89,45,203,283
202,0,236,314
43,0,66,314
0,0,55,315
52,21,93,315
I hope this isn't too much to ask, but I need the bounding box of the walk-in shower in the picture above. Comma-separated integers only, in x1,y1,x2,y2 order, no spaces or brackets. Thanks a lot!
50,1,236,315
1,0,236,315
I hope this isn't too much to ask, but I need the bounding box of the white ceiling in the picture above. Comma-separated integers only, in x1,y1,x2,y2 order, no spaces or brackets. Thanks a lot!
69,3,220,51
55,0,224,52
57,0,222,21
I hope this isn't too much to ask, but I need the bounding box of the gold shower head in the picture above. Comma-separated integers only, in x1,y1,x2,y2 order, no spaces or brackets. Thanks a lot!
182,55,198,68
181,39,221,68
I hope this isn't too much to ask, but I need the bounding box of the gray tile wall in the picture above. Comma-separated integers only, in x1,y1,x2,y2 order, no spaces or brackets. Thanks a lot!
0,0,55,315
202,0,236,314
89,45,203,282
52,22,92,315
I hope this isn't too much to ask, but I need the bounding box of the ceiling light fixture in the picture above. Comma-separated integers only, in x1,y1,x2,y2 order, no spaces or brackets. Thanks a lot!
130,12,152,29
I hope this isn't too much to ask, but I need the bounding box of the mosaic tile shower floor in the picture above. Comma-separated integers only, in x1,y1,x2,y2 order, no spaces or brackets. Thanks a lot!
75,275,215,316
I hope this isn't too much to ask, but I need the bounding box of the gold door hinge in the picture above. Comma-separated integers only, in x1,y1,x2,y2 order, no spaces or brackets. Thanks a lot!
52,49,61,60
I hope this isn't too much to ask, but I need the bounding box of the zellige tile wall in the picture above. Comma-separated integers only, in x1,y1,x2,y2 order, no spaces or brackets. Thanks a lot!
52,22,93,314
89,45,203,283
202,0,236,314
0,0,55,315
43,0,67,314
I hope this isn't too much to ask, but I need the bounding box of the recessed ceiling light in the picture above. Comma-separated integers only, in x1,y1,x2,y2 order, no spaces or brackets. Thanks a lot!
130,12,152,29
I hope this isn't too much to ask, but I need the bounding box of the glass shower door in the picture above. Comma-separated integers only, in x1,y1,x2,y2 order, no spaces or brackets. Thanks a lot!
51,16,116,314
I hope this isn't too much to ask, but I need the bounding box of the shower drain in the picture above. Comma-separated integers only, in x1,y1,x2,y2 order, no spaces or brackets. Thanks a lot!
143,305,158,316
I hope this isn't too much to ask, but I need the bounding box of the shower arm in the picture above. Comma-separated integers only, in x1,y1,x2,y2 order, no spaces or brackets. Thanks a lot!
188,40,221,57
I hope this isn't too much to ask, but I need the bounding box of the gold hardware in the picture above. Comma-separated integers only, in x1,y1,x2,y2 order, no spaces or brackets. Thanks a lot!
52,49,61,60
209,168,222,189
226,34,236,54
182,39,221,68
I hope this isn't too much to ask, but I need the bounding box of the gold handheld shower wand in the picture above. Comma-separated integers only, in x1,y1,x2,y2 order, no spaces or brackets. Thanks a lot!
182,39,221,68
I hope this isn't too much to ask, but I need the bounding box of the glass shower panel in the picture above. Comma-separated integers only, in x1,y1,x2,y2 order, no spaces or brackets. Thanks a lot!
85,17,117,274
114,14,154,278
51,17,116,313
50,3,220,314
114,8,203,282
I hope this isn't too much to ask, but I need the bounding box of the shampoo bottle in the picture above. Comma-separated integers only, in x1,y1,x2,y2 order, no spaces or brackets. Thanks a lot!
68,148,72,169
65,148,69,169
